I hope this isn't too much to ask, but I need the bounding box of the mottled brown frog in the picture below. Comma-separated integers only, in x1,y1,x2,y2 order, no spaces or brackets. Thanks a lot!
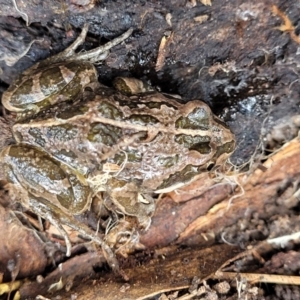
0,24,235,273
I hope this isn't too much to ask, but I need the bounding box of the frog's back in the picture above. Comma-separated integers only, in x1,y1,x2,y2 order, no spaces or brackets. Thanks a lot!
13,88,235,192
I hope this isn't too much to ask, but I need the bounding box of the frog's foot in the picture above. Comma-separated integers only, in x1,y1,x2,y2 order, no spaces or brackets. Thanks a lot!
74,27,133,63
29,199,73,256
50,24,133,64
28,197,120,273
59,23,90,58
105,219,146,258
115,230,146,258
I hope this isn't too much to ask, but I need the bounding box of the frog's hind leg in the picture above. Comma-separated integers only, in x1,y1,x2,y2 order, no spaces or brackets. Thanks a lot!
28,197,120,273
44,24,132,64
42,24,90,65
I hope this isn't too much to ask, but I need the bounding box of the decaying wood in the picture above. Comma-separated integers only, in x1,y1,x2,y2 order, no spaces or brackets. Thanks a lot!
0,204,47,281
19,244,241,299
162,138,300,247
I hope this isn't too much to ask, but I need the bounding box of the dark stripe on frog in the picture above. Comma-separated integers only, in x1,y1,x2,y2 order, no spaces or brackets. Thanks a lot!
88,123,123,146
28,127,47,147
16,99,89,122
56,105,89,119
112,77,136,95
54,149,77,159
213,140,235,158
156,165,200,190
39,62,96,109
175,107,210,130
47,73,87,103
9,77,43,108
125,114,159,125
98,101,123,120
113,95,138,109
112,95,178,110
175,134,211,154
15,74,84,112
39,65,74,96
46,124,78,141
39,61,93,95
113,150,143,164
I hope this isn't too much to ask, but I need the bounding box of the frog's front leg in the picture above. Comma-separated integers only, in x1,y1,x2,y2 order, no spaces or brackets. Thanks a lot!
104,217,146,258
105,178,156,230
100,178,155,257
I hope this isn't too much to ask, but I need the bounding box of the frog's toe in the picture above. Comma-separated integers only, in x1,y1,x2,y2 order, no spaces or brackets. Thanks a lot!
74,27,133,63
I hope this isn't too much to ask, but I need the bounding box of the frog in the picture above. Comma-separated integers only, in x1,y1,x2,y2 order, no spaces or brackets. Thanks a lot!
0,24,236,274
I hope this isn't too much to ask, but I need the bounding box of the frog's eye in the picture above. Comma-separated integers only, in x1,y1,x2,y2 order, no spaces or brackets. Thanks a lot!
2,61,97,113
1,144,92,214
